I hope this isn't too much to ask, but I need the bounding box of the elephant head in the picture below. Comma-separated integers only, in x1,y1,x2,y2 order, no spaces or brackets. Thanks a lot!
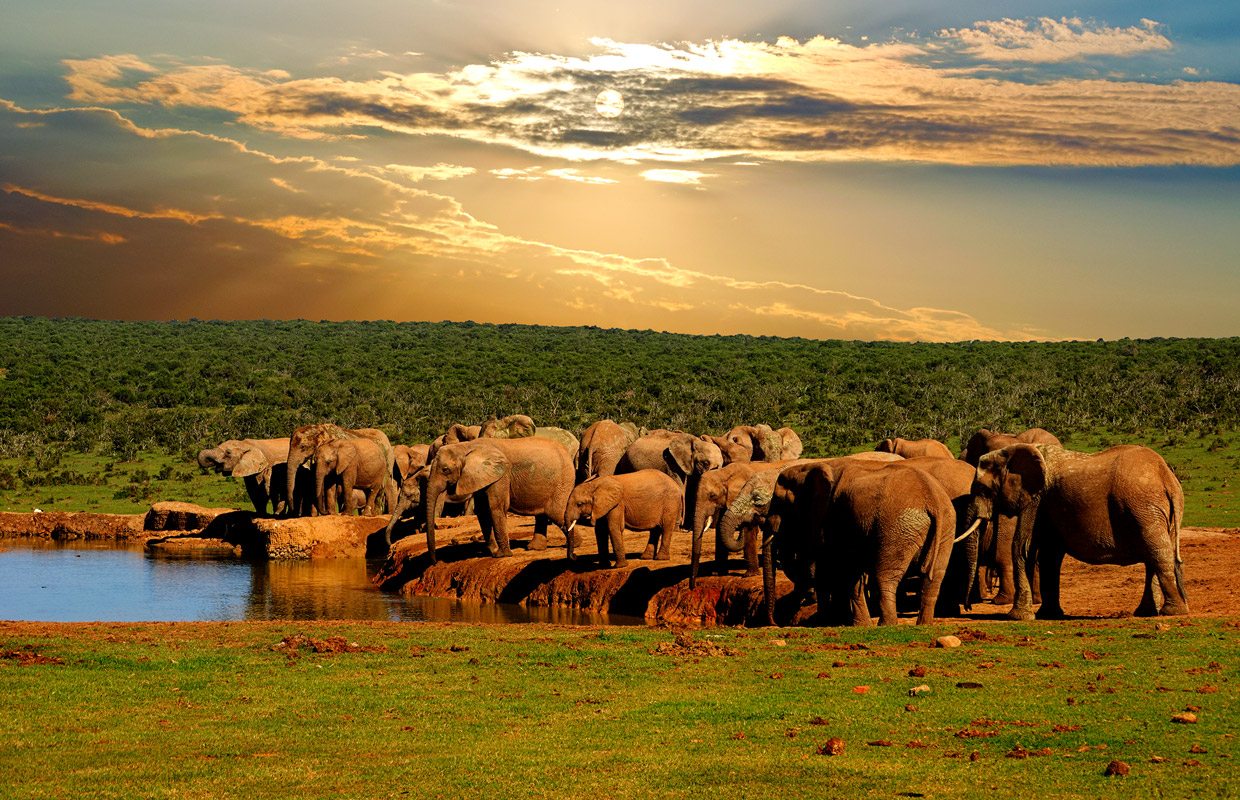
284,424,351,515
393,444,429,483
665,435,724,480
384,467,429,546
313,440,349,514
970,443,1048,523
444,424,482,444
960,428,1019,465
708,435,751,465
479,414,536,439
198,439,269,478
717,472,778,556
423,442,509,562
776,428,804,460
725,424,785,462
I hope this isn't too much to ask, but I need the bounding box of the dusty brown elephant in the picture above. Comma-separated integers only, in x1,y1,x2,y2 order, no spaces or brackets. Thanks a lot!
576,420,643,482
197,437,290,516
619,429,723,526
687,459,799,589
284,424,394,518
314,438,390,516
718,454,950,626
724,424,803,462
960,427,1062,465
393,444,430,483
876,437,953,459
478,414,536,439
969,443,1188,620
424,438,574,562
901,456,988,614
564,470,683,567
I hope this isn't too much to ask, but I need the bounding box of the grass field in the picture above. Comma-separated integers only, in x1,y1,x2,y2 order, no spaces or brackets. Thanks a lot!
0,618,1235,799
2,429,1237,527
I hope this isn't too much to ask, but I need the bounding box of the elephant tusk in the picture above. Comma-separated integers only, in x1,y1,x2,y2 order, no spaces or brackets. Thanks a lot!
703,517,712,532
567,520,576,534
954,518,982,545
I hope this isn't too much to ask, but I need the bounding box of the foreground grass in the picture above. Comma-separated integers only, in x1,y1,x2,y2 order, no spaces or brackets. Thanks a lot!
0,619,1235,799
3,430,1238,526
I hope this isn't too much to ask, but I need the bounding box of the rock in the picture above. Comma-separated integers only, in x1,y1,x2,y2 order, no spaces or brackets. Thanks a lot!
817,737,845,756
256,515,390,559
0,511,146,541
935,635,962,648
144,502,236,532
1171,712,1199,724
1104,760,1130,777
145,536,243,557
908,685,931,696
908,665,927,677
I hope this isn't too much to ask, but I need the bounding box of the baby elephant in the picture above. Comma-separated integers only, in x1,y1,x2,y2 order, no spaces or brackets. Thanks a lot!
565,470,683,568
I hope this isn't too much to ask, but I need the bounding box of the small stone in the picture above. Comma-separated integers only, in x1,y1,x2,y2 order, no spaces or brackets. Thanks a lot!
908,684,932,696
905,704,918,712
817,737,845,756
1104,760,1130,777
1189,744,1208,754
908,665,927,677
1172,712,1199,724
852,685,871,694
969,751,980,762
935,635,962,648
771,639,787,647
1150,756,1168,763
1184,759,1203,767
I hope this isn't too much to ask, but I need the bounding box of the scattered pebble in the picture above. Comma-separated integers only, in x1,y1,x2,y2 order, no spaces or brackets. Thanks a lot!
1172,712,1199,724
1104,760,1130,777
908,685,931,696
935,635,962,648
817,738,845,756
908,665,927,677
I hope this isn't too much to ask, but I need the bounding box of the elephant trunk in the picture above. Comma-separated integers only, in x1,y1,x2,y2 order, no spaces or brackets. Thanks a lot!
761,537,777,626
284,445,308,518
717,503,749,554
197,449,223,471
689,499,716,590
423,480,444,563
962,519,983,611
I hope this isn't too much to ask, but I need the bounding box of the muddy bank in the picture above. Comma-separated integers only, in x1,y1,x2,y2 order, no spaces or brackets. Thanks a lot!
0,511,147,541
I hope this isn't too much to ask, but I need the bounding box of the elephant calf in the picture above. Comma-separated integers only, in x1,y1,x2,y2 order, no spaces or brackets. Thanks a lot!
565,470,683,568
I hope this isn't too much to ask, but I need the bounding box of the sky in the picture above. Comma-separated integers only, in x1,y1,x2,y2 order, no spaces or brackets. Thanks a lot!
1,1,1238,341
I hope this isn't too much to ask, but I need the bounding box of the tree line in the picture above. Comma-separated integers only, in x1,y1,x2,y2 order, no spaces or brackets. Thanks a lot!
1,317,1237,463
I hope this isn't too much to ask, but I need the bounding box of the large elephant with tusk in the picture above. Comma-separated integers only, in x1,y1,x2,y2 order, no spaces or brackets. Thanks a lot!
284,424,395,518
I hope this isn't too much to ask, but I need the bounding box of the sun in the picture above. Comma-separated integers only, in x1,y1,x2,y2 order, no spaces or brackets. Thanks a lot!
594,89,624,118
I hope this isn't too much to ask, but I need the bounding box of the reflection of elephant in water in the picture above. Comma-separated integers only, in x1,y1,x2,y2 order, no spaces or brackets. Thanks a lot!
424,438,574,562
284,424,394,518
969,443,1188,620
724,424,803,462
876,437,952,459
564,470,683,567
314,438,392,516
577,420,643,482
197,437,293,516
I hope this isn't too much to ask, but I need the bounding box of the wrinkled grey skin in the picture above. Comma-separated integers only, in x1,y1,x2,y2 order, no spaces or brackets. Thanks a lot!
968,443,1188,621
197,437,290,516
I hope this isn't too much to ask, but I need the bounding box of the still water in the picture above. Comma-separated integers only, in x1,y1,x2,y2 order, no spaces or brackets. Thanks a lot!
0,540,641,625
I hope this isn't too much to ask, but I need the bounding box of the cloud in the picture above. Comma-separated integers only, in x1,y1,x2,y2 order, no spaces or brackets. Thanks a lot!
381,163,476,183
57,22,1240,167
0,100,1030,341
491,166,615,184
640,168,714,185
937,17,1171,63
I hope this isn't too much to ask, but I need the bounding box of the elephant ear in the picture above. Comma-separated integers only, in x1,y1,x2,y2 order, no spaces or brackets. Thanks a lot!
233,448,269,478
806,464,837,527
665,438,694,477
487,414,535,439
446,423,478,443
1003,444,1047,499
777,428,803,460
753,424,783,461
750,478,775,512
590,479,624,522
876,438,895,454
456,446,508,496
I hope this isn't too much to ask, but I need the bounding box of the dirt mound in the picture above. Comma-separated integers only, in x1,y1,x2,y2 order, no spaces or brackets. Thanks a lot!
272,634,388,657
651,632,738,658
0,511,146,541
1,646,65,666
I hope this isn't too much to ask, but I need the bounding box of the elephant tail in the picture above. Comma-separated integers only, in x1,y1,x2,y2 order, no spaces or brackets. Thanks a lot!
1168,487,1187,603
917,506,948,581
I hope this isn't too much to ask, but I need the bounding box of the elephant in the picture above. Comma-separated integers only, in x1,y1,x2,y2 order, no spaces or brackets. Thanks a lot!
688,459,800,589
393,444,430,483
529,426,580,467
968,443,1188,620
901,456,988,614
724,424,803,462
959,428,1061,603
876,437,953,459
478,414,536,439
284,424,395,518
564,470,683,567
618,429,723,526
423,437,574,562
314,437,391,516
960,427,1062,465
713,453,903,610
577,419,643,482
197,437,291,516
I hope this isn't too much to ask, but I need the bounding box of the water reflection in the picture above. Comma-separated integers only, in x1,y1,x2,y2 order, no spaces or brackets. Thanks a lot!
0,540,642,625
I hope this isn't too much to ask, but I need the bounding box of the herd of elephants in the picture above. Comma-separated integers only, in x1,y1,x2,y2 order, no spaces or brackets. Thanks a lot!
196,416,1189,626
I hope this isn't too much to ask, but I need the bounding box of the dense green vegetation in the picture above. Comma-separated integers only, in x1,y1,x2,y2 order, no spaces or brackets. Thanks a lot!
0,318,1236,522
1,618,1235,799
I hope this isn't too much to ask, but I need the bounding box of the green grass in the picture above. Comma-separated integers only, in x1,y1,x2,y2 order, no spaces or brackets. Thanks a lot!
0,619,1235,799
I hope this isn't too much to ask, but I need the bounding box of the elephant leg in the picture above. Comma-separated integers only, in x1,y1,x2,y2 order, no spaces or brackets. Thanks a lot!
595,520,612,568
243,476,269,516
529,514,549,551
655,505,678,561
1135,563,1160,617
487,492,512,558
1033,535,1066,620
713,514,730,574
607,507,628,568
1150,548,1190,616
640,532,657,560
848,572,874,627
475,499,496,555
1008,510,1038,621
